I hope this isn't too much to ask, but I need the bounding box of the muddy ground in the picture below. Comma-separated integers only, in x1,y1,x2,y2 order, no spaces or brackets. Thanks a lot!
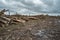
0,15,60,40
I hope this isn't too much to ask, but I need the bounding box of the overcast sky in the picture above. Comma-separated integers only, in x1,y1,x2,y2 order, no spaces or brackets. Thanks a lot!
0,0,60,15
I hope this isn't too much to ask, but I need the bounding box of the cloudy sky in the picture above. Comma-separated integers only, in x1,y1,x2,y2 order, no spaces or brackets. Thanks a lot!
0,0,60,15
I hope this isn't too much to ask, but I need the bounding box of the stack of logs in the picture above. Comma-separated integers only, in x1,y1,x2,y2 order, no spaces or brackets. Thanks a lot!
0,9,38,27
0,16,27,27
0,9,26,27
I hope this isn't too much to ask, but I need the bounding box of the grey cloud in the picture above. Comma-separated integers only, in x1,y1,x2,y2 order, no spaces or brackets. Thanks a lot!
0,0,60,15
41,0,60,13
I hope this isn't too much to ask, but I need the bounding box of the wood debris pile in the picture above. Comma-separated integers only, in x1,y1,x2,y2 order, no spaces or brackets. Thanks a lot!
0,9,26,27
